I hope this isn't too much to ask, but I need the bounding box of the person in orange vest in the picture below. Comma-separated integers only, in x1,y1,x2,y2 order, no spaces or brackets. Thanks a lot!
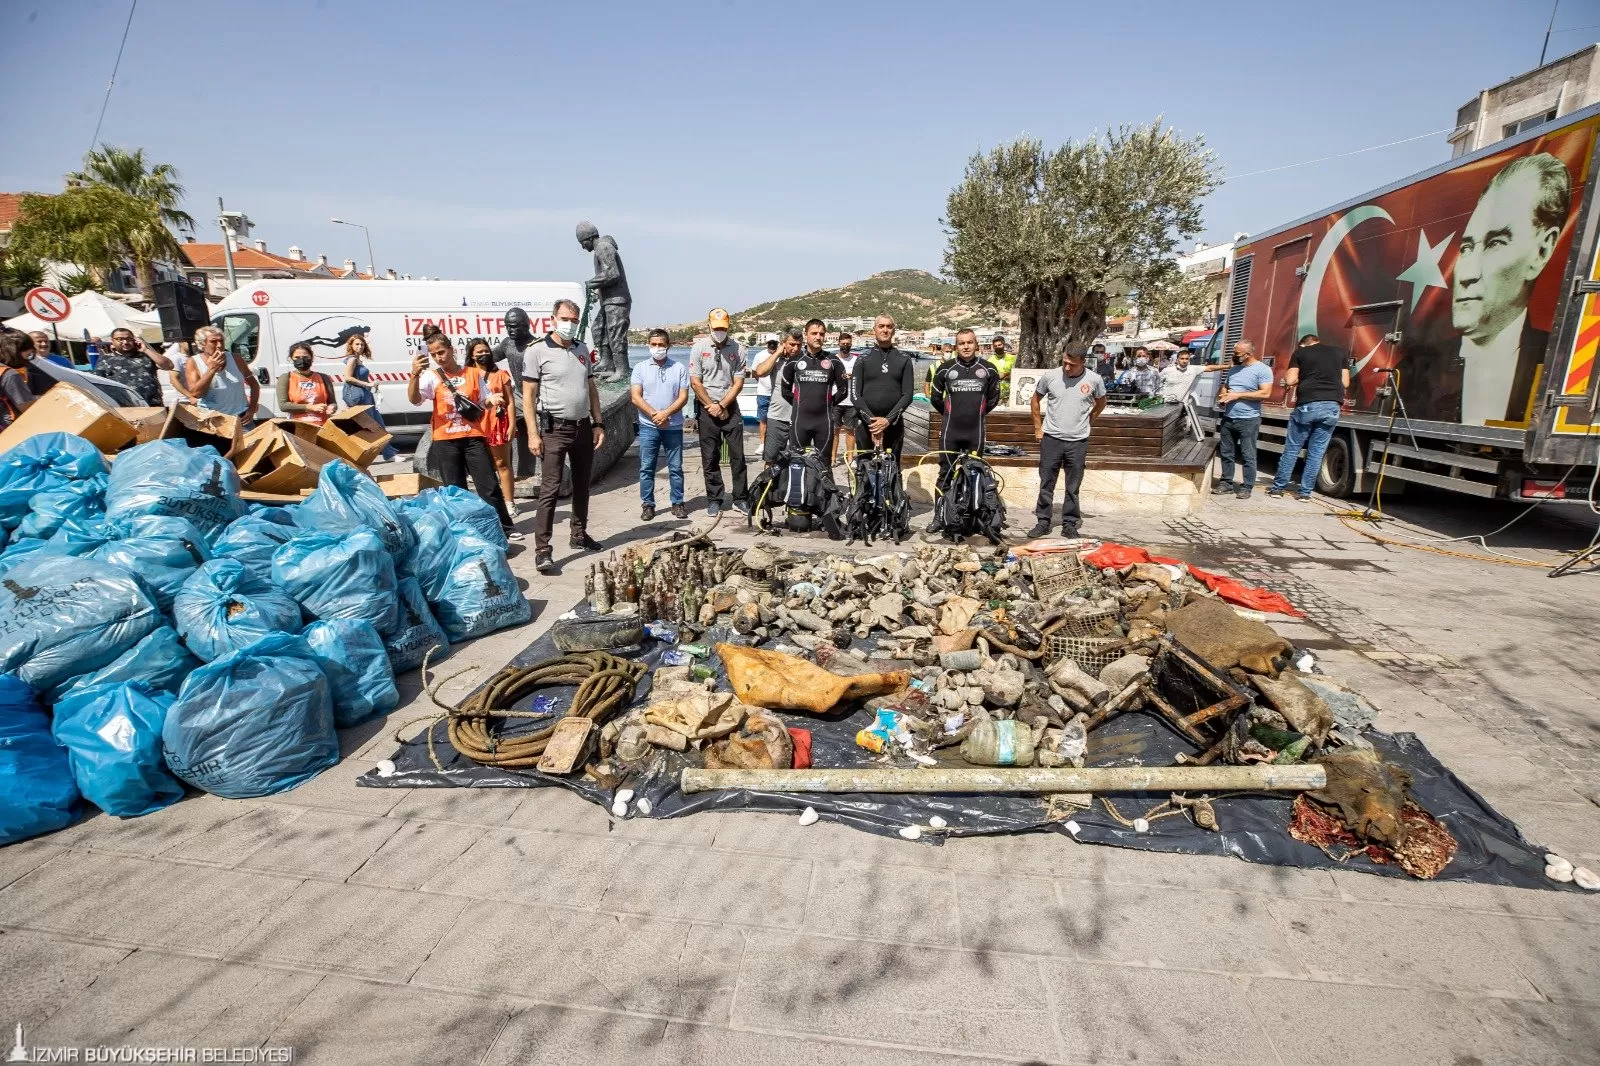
467,337,518,517
408,332,518,539
276,342,338,426
0,332,38,428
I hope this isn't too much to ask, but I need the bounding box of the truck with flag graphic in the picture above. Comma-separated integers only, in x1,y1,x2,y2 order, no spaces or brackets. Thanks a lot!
1214,101,1600,501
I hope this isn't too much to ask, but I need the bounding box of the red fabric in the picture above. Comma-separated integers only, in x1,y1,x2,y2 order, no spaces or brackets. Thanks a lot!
1081,541,1303,617
788,727,812,770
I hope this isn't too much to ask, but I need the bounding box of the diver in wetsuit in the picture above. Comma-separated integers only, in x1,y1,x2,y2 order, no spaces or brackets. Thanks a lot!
779,318,848,473
851,312,918,461
928,327,1001,532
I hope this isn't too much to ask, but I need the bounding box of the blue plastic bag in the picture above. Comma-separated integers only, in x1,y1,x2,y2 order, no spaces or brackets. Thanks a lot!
0,555,163,692
428,530,531,642
405,509,458,600
0,432,106,531
52,681,184,818
16,473,108,540
212,514,299,585
272,528,398,632
303,618,399,727
403,485,508,550
383,576,449,673
0,673,80,844
91,515,213,612
247,504,300,527
163,632,338,799
104,440,245,537
0,535,52,576
53,625,201,704
298,461,416,562
172,558,302,662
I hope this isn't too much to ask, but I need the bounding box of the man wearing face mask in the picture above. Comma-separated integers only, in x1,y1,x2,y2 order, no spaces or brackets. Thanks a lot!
494,306,539,484
277,343,338,425
524,298,607,574
631,328,690,521
1114,350,1161,397
689,308,749,517
576,220,632,380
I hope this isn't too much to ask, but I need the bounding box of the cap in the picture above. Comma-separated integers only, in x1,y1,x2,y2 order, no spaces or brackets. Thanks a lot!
708,308,731,329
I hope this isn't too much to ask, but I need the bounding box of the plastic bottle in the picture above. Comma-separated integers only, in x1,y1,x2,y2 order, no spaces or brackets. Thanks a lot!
960,719,1038,766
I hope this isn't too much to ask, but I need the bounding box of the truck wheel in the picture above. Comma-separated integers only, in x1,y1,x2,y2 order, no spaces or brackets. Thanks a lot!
1315,433,1356,497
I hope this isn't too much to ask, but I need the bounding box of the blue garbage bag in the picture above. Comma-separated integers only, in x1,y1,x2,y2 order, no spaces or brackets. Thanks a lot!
247,504,300,527
172,559,302,662
0,674,80,844
272,528,398,632
302,618,399,727
0,535,52,576
163,632,338,799
0,432,106,531
383,576,449,673
44,515,115,557
91,515,213,612
212,514,299,585
53,625,201,704
405,509,459,600
0,555,163,692
298,460,415,563
15,473,108,540
428,530,531,642
104,440,245,537
52,681,185,818
402,485,508,550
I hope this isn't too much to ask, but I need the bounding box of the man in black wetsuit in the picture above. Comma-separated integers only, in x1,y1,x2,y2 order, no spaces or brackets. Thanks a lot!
778,318,848,478
927,327,1001,536
850,313,917,461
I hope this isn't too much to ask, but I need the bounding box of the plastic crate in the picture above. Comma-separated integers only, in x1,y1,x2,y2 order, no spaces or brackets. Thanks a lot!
1028,554,1094,603
1044,634,1127,674
1051,606,1122,638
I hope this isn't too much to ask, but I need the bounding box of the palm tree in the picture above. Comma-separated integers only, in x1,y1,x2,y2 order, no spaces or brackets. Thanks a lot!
71,145,194,232
7,185,179,298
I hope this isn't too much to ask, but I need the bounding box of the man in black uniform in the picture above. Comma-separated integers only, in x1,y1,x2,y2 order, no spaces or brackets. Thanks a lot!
850,313,917,460
779,318,848,477
930,327,1001,472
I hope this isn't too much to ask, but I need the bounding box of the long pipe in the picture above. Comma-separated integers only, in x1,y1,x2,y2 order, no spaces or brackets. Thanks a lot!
680,764,1326,795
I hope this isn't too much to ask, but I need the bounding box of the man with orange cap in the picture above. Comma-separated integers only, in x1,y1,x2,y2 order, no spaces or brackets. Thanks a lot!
688,308,749,517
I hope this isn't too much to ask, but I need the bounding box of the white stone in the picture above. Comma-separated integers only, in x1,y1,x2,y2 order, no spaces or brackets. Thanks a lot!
1574,867,1600,891
616,788,635,804
635,798,653,816
928,815,948,829
798,806,819,826
610,800,629,818
1133,817,1150,833
1546,863,1575,883
898,825,923,841
375,760,396,778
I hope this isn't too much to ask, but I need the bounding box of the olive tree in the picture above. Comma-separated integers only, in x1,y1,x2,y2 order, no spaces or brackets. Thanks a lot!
943,121,1220,368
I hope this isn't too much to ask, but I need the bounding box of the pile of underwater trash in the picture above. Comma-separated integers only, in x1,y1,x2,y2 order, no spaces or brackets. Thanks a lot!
0,432,531,845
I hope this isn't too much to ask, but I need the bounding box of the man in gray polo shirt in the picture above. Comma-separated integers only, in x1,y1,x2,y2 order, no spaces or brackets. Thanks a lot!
1028,344,1107,539
754,327,802,465
523,297,606,573
689,307,749,517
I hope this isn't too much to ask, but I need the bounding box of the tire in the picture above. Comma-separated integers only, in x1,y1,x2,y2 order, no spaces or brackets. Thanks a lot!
1315,432,1356,497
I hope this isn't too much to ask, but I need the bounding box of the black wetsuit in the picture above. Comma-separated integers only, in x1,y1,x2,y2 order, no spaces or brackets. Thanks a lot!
779,349,848,464
930,356,1001,490
850,343,917,459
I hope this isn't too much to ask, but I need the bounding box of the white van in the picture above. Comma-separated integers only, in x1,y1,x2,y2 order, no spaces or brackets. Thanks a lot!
205,279,589,436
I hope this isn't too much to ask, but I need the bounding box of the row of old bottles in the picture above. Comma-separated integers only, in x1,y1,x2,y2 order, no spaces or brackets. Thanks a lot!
584,546,739,625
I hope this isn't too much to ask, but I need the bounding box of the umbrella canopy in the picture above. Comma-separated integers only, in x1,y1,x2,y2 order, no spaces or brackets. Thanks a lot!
1145,339,1181,351
3,289,147,340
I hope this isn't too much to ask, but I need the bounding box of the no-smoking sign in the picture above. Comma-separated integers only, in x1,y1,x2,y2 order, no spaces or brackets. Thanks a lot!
24,286,70,322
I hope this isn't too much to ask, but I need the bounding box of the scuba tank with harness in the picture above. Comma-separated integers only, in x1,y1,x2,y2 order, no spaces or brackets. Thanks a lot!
747,445,844,538
933,451,1007,545
842,447,911,545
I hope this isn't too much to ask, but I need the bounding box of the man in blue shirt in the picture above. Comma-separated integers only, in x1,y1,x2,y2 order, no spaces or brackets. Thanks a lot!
629,328,690,521
1212,340,1275,499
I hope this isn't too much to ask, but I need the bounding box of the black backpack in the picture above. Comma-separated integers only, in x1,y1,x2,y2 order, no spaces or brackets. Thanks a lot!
749,447,843,538
935,453,1006,545
843,450,911,546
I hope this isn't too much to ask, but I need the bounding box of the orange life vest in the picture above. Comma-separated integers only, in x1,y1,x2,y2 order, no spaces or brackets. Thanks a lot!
288,371,333,425
430,365,487,440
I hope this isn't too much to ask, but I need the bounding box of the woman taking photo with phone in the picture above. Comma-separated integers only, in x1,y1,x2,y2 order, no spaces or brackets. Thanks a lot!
466,337,518,517
407,332,519,540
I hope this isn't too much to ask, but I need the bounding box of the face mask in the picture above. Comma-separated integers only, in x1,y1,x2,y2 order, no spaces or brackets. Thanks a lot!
292,357,313,372
1136,359,1148,369
473,352,491,367
711,329,728,345
554,320,578,340
649,346,669,361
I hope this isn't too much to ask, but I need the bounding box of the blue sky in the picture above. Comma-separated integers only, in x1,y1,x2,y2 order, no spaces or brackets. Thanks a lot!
4,0,1595,323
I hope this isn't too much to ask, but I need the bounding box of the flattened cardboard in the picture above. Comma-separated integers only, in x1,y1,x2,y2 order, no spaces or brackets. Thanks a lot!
232,422,342,494
116,406,170,446
370,471,441,499
0,383,136,455
317,405,392,468
162,404,243,455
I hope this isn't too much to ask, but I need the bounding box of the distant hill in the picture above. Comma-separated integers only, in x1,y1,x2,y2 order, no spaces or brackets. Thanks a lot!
634,269,1014,342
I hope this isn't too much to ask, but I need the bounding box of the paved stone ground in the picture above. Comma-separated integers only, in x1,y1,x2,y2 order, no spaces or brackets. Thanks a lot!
5,429,1599,1065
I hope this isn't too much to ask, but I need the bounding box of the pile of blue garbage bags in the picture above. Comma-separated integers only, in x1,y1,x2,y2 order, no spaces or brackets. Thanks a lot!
0,434,531,844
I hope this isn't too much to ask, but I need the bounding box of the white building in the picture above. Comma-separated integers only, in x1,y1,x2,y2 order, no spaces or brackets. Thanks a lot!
1449,43,1600,158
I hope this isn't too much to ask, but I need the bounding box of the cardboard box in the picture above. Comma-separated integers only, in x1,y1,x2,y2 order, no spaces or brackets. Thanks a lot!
316,406,392,469
231,422,343,494
370,471,441,499
117,406,171,446
162,404,244,456
0,383,137,456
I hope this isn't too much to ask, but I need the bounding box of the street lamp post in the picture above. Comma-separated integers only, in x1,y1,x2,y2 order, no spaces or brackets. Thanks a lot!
217,197,253,294
331,217,375,279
